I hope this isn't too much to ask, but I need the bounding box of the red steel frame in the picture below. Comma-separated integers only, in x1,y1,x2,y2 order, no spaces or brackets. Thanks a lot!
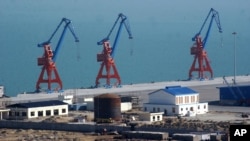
36,45,62,91
95,41,121,87
188,36,213,80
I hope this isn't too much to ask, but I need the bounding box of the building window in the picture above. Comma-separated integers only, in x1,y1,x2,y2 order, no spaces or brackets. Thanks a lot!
152,116,155,121
38,111,43,117
191,96,195,103
157,108,160,112
46,110,51,116
198,105,200,109
190,107,193,111
22,112,27,117
153,107,156,112
144,107,147,111
204,105,206,109
62,108,66,113
179,97,183,104
157,116,160,121
172,107,175,113
15,112,19,116
181,108,183,111
54,109,59,115
30,112,35,117
185,96,189,103
176,97,179,104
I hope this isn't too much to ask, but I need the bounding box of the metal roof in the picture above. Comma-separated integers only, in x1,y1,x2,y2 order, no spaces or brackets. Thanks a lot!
163,86,198,96
7,100,67,108
218,85,250,100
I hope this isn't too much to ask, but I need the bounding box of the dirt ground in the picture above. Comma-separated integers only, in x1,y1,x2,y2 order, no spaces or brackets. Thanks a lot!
0,128,116,141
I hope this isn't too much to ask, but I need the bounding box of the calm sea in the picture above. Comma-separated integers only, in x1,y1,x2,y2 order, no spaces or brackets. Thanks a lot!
0,0,250,97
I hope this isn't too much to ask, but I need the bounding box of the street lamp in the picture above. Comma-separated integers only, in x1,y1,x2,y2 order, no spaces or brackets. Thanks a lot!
232,32,237,85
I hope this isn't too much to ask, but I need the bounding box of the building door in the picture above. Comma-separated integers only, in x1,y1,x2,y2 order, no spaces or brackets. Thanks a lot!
190,107,194,111
164,109,168,115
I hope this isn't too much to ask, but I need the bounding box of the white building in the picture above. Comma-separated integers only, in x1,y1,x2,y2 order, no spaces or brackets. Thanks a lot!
121,102,132,112
143,86,208,116
7,100,68,120
139,112,164,122
58,94,74,104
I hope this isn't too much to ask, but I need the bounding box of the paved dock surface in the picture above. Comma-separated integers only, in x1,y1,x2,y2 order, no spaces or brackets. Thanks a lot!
11,75,250,107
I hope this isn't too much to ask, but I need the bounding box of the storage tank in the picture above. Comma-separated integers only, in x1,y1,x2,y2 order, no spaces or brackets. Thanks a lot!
94,93,121,121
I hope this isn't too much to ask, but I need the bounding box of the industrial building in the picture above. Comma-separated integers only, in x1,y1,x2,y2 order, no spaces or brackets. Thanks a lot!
218,85,250,106
143,86,208,116
7,100,68,120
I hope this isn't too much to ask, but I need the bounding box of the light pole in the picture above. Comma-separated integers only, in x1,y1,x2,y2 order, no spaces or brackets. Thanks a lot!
232,32,237,85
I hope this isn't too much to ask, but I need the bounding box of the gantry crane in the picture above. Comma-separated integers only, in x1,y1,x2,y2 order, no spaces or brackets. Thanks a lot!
36,18,79,92
95,13,133,88
188,8,222,80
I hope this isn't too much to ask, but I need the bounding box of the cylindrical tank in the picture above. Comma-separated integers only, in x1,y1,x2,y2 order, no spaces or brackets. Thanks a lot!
94,93,121,121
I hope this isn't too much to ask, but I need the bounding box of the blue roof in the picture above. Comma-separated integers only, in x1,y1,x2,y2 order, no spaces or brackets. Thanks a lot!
7,100,67,108
163,86,198,96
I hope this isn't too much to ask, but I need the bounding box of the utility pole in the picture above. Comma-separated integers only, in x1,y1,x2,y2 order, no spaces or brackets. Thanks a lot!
232,32,237,85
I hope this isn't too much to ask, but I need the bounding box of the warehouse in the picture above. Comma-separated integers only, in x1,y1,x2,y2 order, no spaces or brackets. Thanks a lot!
218,85,250,106
143,86,208,116
7,100,68,120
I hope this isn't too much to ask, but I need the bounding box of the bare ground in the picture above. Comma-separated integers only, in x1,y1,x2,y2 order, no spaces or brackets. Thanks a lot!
0,128,116,141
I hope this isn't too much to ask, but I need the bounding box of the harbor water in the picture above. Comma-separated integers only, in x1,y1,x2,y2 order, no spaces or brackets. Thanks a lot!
0,0,250,96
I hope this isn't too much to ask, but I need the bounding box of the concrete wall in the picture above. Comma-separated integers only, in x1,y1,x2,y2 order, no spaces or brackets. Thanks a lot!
0,120,198,135
4,121,198,135
172,134,200,141
0,120,227,140
122,131,168,140
0,121,130,133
